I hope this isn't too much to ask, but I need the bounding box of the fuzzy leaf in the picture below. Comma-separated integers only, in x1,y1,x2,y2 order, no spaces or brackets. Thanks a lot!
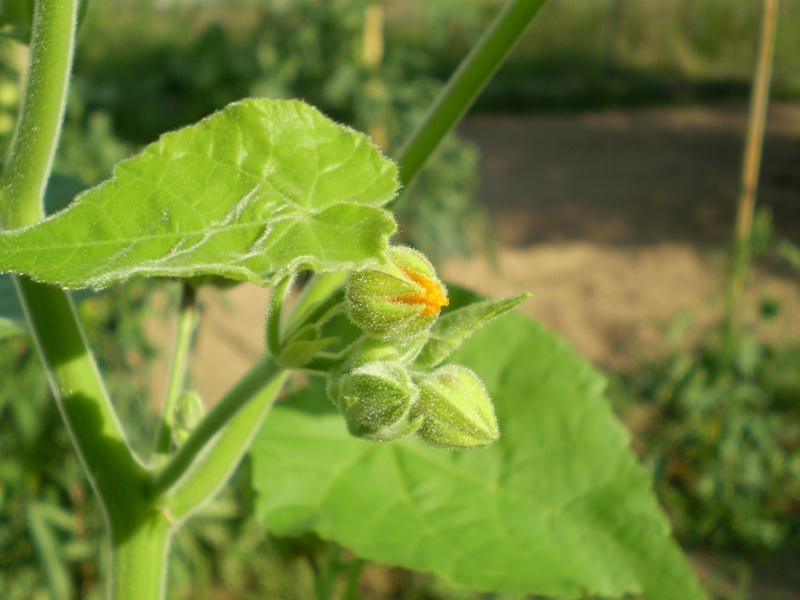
416,292,531,367
252,313,705,599
0,99,397,289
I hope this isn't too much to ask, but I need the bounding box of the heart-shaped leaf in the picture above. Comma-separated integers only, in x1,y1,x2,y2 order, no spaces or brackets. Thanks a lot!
251,312,705,599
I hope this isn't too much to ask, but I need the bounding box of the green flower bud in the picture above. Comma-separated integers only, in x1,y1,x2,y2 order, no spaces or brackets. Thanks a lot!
328,361,422,443
346,246,449,340
412,366,499,450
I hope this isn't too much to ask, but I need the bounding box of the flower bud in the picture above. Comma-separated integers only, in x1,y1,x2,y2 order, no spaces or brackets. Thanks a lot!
345,246,449,340
328,361,423,443
412,366,499,450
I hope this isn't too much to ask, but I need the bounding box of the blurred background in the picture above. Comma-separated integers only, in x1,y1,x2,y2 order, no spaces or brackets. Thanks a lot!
1,0,799,598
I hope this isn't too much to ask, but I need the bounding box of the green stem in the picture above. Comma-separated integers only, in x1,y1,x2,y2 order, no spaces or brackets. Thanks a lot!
2,0,147,554
0,0,77,228
0,5,167,599
152,354,285,497
154,283,198,457
284,271,347,338
394,0,548,191
284,289,345,342
165,365,290,521
342,557,366,600
313,544,342,600
131,352,289,596
109,511,173,600
15,277,150,588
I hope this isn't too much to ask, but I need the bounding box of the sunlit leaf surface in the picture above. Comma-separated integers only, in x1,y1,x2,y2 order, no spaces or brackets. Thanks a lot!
0,99,397,289
252,313,705,599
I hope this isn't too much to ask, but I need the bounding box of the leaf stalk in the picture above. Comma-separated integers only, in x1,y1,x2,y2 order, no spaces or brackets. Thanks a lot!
394,0,548,192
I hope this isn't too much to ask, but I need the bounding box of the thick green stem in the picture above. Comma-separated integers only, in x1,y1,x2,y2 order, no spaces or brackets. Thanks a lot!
0,4,169,599
109,511,173,600
15,278,148,503
394,0,548,191
0,0,77,228
3,0,146,552
17,275,152,600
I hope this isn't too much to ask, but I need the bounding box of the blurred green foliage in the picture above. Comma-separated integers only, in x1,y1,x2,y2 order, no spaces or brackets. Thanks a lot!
612,214,800,555
615,325,800,551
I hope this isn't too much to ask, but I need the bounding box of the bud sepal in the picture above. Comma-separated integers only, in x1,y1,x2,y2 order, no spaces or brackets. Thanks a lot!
416,292,532,368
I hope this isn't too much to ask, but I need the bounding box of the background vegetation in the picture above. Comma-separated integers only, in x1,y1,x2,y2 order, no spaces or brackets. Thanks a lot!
1,0,799,598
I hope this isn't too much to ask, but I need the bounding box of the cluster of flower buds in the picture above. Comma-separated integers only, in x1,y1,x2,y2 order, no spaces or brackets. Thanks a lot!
327,246,501,450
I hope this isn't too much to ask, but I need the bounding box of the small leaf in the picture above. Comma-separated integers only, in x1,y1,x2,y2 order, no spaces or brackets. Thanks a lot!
252,312,705,599
0,99,397,289
416,292,531,367
278,325,337,368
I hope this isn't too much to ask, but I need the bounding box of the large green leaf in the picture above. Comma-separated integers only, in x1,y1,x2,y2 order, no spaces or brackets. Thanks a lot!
252,313,705,599
0,99,397,290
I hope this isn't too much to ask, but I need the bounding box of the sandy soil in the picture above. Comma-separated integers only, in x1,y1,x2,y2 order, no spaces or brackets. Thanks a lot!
173,102,800,401
446,104,800,369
